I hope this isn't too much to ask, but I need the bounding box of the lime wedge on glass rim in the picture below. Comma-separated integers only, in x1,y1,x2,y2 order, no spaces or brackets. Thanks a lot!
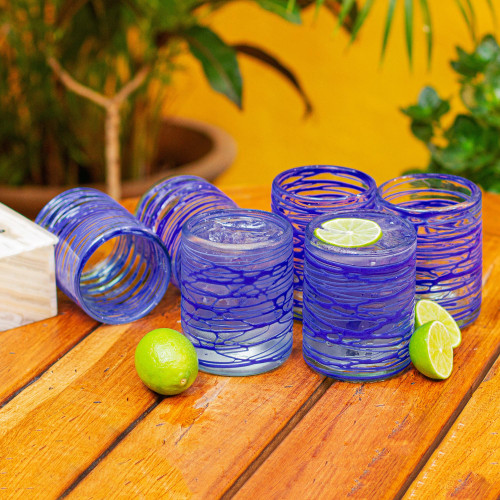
415,299,462,348
409,320,454,380
314,218,383,248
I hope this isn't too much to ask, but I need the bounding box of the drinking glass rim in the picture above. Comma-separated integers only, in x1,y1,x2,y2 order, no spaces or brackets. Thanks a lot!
305,208,417,259
182,208,293,252
377,173,482,215
272,165,377,202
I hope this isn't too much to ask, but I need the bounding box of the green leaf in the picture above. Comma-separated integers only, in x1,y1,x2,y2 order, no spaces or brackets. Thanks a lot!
464,0,477,39
233,43,313,115
432,115,500,173
410,121,433,142
336,0,356,33
418,86,439,108
485,0,497,28
404,0,414,68
401,86,450,122
454,0,476,42
418,0,432,67
314,0,325,21
252,0,302,24
349,0,375,43
381,0,397,62
183,25,242,108
451,46,484,77
476,34,500,62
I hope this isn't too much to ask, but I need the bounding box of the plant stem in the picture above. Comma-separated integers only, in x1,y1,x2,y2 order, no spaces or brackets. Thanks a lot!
105,103,121,200
47,57,150,200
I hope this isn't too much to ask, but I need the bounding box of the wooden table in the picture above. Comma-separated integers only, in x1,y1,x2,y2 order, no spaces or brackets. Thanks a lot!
1,186,499,499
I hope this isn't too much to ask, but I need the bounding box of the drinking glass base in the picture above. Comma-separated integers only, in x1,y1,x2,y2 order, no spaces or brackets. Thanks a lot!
197,349,292,377
303,354,411,382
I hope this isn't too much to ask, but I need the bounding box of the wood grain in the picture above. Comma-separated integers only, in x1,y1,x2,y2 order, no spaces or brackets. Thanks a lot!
65,321,324,499
482,192,500,237
404,356,500,499
232,236,500,500
0,186,498,499
0,290,181,497
0,293,98,405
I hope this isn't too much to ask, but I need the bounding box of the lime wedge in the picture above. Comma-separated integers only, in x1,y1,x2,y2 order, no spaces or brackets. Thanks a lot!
415,299,461,348
314,218,382,248
409,320,453,379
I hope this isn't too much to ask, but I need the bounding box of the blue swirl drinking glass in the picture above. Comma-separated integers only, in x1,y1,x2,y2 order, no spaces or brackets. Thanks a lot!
135,175,237,288
302,209,417,381
271,165,377,320
36,188,170,324
180,208,294,376
377,174,482,328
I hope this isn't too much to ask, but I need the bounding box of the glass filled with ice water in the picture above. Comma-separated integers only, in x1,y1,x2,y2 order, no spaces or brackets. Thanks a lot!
180,208,294,376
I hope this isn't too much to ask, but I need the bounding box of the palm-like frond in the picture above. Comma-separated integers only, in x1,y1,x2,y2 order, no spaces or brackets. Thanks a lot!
418,0,432,68
454,0,477,43
404,0,414,67
349,0,375,43
331,0,486,65
380,0,397,63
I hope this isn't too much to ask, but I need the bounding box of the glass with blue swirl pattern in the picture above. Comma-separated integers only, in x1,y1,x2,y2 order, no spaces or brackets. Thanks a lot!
35,188,170,324
135,175,237,288
271,165,377,320
377,174,482,328
180,209,294,376
302,210,417,381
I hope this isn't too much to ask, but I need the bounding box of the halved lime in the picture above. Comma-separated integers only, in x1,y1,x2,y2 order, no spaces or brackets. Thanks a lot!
314,218,382,248
415,299,461,348
409,320,453,380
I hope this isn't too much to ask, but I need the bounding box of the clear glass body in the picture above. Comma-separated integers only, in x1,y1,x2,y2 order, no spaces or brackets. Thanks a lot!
271,165,377,320
35,188,170,324
135,175,237,288
377,174,482,327
180,209,294,376
302,209,417,381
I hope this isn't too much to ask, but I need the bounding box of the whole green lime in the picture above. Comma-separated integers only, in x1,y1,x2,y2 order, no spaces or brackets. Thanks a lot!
135,328,198,395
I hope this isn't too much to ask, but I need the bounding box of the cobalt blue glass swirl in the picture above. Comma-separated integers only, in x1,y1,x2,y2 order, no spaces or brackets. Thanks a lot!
36,188,170,324
271,165,377,320
135,175,237,288
302,210,417,381
377,174,482,327
180,209,294,376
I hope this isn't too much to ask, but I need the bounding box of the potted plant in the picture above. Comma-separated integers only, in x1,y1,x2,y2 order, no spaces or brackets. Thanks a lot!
0,1,487,216
402,34,500,193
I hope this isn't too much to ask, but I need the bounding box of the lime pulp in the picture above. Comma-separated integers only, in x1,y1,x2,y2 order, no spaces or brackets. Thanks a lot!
415,299,462,348
314,218,383,248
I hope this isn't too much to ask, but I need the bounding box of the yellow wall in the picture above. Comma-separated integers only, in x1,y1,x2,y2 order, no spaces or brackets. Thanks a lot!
170,1,495,187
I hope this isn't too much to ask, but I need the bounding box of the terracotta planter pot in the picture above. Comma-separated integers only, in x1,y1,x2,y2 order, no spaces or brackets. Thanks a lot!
0,116,237,219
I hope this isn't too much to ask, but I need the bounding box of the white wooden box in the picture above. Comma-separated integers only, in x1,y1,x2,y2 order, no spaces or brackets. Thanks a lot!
0,203,58,331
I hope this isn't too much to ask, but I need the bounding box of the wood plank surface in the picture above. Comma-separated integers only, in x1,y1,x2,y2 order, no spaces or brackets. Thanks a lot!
231,235,500,499
0,294,98,405
0,186,498,499
482,191,500,237
64,320,324,499
0,290,181,498
404,356,500,499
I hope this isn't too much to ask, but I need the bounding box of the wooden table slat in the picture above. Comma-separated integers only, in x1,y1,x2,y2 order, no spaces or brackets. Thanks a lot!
404,356,500,499
0,296,98,406
64,322,324,499
0,292,183,497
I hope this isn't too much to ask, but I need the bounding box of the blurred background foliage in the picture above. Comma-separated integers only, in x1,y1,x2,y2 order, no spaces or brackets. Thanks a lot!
0,0,495,191
403,35,500,192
